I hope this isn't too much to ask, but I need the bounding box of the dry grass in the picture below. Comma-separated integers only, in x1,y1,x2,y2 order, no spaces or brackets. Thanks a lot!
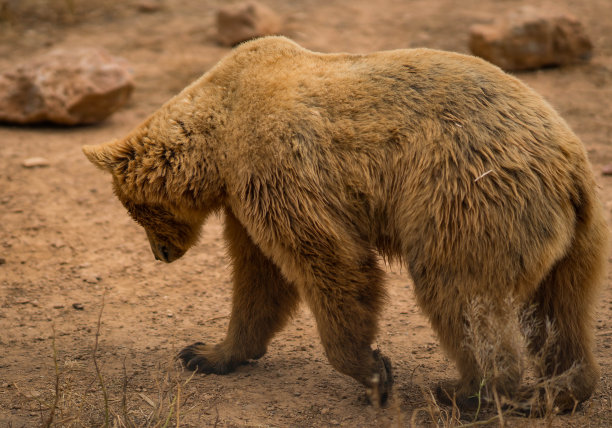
399,296,596,428
13,299,197,428
10,294,609,427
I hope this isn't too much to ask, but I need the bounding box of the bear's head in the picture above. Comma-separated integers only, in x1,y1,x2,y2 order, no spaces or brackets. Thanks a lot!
82,126,220,263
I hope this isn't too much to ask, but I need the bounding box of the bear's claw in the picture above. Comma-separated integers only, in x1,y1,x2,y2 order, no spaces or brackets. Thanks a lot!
367,349,394,407
178,342,235,375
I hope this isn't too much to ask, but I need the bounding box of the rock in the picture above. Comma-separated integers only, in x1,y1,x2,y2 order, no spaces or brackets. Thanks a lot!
72,303,84,310
469,7,593,71
22,157,50,168
0,48,134,125
136,1,162,13
216,2,282,47
602,165,612,176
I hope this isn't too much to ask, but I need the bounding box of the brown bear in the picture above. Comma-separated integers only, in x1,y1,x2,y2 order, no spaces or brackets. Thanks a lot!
83,36,608,412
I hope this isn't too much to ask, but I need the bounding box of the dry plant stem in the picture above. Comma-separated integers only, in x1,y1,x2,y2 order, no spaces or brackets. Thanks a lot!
451,395,460,425
458,415,502,427
472,378,485,422
213,406,220,428
424,388,439,425
492,387,504,427
121,357,135,428
161,395,177,428
409,407,422,428
175,380,181,428
43,324,60,428
204,314,229,324
409,364,422,384
93,295,110,428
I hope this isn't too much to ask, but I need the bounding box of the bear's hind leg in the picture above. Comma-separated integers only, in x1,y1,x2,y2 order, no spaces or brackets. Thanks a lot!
414,276,523,410
519,213,606,414
179,211,300,374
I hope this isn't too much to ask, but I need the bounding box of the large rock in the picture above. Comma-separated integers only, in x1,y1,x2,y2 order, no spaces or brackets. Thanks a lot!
216,1,282,47
469,7,593,71
0,48,133,125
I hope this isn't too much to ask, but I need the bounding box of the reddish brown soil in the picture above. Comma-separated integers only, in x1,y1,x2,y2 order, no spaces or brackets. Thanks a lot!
1,1,611,427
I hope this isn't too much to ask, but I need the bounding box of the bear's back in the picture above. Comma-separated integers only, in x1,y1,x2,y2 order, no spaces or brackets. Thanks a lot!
211,38,575,159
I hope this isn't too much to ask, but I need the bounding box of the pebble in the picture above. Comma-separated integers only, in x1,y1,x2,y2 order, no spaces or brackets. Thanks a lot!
136,1,161,13
72,303,84,310
22,157,50,168
602,165,612,176
81,273,102,284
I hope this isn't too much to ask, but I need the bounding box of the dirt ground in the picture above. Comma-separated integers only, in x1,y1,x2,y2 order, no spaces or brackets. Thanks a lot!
1,0,612,427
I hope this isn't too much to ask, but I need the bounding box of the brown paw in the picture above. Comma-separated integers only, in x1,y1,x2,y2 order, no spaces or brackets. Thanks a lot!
178,342,237,374
435,382,489,411
508,386,583,417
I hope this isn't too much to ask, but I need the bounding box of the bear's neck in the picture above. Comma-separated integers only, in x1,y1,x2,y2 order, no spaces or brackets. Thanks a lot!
123,90,227,217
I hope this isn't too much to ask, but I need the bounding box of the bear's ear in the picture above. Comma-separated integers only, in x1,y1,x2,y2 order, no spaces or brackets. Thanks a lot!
82,139,131,173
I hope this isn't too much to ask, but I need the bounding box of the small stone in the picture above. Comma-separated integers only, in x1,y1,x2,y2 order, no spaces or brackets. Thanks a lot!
601,165,612,176
51,241,65,249
81,273,102,284
0,257,5,265
53,305,64,309
72,303,84,310
469,7,593,71
136,1,162,13
22,157,50,168
217,1,282,47
0,48,133,125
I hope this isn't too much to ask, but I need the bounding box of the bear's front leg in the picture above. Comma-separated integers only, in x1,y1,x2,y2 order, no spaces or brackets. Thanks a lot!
299,248,394,406
179,210,300,374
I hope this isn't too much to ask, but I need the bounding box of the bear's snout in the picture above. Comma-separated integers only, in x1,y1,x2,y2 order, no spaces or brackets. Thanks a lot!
149,239,185,263
159,245,170,262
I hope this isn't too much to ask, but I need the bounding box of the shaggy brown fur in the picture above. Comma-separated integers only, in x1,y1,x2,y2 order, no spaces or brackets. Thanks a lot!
83,36,608,411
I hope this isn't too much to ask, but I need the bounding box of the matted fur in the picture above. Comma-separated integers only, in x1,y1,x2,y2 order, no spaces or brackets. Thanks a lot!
83,37,608,410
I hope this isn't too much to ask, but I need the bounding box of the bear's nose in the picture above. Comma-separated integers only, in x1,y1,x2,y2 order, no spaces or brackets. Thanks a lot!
160,245,170,262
